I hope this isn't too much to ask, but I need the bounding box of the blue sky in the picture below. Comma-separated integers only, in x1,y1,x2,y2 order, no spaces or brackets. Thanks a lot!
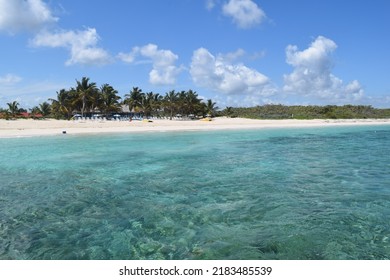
0,0,389,109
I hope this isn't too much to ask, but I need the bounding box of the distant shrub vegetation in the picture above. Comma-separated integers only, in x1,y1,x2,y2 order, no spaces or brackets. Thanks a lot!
219,105,390,119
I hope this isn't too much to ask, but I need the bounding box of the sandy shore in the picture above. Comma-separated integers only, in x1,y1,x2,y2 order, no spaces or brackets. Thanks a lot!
1,117,390,138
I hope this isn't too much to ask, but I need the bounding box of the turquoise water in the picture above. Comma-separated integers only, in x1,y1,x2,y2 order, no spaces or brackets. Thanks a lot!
1,125,390,260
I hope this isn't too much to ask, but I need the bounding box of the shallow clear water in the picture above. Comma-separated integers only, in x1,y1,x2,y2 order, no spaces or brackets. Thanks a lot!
1,125,390,260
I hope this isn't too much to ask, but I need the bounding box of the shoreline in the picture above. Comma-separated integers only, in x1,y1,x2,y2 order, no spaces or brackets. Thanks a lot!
1,117,390,138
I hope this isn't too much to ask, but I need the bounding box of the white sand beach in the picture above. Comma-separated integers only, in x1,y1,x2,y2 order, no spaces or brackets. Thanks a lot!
1,118,390,138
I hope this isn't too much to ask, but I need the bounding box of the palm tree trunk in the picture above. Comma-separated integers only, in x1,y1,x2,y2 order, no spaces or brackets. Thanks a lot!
82,95,86,117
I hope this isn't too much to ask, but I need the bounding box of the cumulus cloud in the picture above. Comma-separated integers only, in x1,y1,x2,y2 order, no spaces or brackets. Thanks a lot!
118,44,181,86
283,36,364,102
190,47,275,97
222,0,266,29
1,1,111,67
0,0,57,33
0,74,22,85
31,28,112,66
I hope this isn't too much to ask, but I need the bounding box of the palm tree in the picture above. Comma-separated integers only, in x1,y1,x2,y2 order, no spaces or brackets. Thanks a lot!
49,89,74,119
151,92,162,116
124,87,143,113
224,106,234,118
205,99,218,117
164,90,179,120
89,86,102,115
7,101,19,117
76,77,97,117
39,102,51,117
140,92,153,118
185,89,202,116
30,106,40,115
177,90,187,115
99,84,121,116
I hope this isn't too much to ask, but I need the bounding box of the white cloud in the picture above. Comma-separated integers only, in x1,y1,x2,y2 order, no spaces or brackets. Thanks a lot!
119,44,181,86
283,36,364,103
222,48,246,62
117,50,136,64
0,1,111,67
190,47,275,97
206,0,218,10
0,74,22,85
31,28,112,66
0,0,57,33
222,0,266,29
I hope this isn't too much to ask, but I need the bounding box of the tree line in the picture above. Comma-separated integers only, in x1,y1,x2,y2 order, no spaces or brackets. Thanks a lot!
0,77,218,120
220,104,390,119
